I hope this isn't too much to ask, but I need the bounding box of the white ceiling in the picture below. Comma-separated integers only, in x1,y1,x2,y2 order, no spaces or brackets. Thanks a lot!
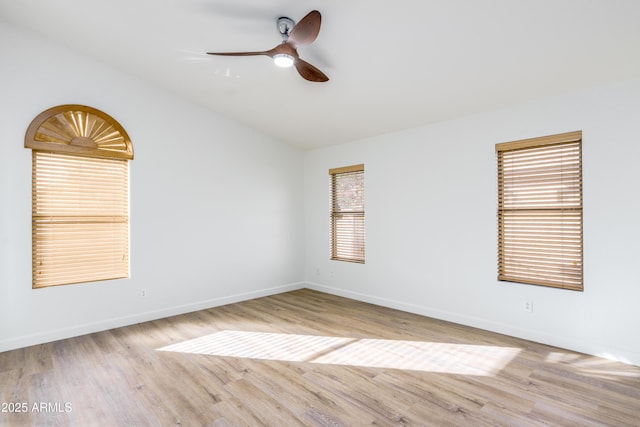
2,0,640,150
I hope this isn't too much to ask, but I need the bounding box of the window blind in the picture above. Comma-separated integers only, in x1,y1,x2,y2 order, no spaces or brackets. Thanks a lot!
32,151,129,288
330,164,365,263
496,131,583,291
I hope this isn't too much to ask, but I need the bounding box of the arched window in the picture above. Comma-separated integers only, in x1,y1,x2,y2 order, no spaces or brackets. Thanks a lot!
25,105,133,288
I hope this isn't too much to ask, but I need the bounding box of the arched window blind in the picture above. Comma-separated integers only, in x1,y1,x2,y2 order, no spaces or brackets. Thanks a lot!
496,131,582,291
330,164,365,263
25,105,133,288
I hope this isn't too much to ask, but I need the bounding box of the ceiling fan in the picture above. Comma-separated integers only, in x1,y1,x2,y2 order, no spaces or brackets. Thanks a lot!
207,10,329,82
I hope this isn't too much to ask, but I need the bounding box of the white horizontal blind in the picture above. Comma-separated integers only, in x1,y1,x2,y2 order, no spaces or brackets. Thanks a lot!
32,151,129,288
330,164,365,263
496,131,583,291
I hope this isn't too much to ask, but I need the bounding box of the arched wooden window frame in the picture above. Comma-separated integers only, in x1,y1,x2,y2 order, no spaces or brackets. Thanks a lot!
25,105,133,288
25,104,133,160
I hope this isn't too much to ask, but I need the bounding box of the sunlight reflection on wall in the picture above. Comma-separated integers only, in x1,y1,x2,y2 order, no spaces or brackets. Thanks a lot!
158,330,521,376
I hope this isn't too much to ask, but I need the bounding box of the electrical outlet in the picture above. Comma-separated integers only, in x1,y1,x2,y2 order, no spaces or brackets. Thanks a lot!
523,300,533,313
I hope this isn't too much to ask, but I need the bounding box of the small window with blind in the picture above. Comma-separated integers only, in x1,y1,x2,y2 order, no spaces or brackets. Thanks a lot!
25,105,134,289
496,131,582,291
330,164,365,263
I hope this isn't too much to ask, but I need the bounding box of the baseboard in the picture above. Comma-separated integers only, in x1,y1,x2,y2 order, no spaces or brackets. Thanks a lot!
0,282,305,353
304,282,639,366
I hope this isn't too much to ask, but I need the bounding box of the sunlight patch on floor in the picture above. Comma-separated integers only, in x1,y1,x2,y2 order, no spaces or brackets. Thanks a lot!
158,330,521,376
546,352,640,379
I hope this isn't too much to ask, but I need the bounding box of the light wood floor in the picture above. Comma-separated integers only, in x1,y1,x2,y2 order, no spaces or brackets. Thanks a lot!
1,289,639,426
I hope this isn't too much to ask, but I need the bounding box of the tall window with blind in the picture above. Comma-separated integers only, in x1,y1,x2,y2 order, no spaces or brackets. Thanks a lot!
330,164,365,263
496,131,583,291
25,105,134,289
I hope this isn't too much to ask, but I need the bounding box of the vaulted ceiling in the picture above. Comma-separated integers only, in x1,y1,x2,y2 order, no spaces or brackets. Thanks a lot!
2,0,640,149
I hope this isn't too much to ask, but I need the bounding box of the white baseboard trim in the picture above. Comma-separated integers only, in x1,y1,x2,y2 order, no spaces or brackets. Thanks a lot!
304,282,639,367
0,282,305,353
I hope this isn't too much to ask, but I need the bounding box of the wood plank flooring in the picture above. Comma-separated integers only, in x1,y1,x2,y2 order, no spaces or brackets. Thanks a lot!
1,288,639,426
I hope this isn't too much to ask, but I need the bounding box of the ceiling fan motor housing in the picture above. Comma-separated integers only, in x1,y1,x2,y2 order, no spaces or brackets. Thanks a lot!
277,17,295,39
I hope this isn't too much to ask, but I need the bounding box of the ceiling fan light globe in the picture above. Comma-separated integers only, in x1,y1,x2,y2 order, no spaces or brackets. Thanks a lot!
273,54,295,68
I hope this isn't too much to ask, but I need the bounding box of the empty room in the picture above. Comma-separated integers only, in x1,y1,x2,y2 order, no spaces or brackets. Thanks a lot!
1,1,640,425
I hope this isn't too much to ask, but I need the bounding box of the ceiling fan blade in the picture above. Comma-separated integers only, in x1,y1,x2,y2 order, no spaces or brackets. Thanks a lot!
294,58,329,82
288,10,321,47
207,51,270,57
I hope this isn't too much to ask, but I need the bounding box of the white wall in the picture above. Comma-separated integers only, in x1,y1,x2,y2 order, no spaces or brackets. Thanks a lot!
0,22,304,351
304,79,640,366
